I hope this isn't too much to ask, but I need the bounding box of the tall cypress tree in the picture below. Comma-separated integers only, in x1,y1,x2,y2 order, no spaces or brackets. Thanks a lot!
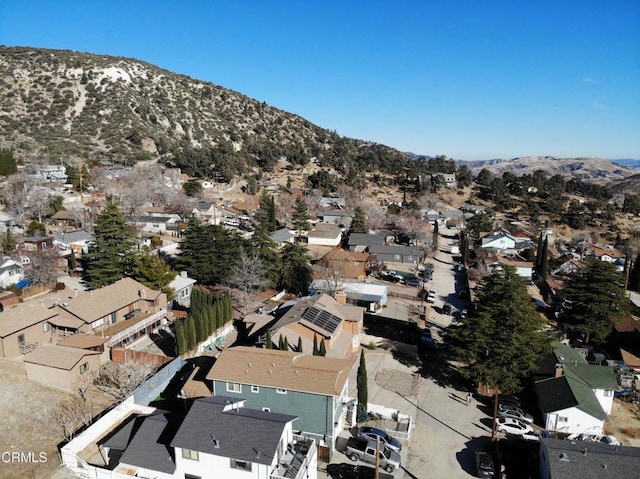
538,236,549,280
313,335,319,356
283,337,289,352
266,329,273,349
356,350,368,422
629,252,640,292
297,336,303,353
278,335,285,350
186,316,197,351
318,338,327,356
176,319,187,356
292,197,310,239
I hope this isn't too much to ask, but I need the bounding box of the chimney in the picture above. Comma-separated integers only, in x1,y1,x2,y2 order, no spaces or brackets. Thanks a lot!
335,291,347,305
180,271,187,278
555,363,564,378
138,289,146,299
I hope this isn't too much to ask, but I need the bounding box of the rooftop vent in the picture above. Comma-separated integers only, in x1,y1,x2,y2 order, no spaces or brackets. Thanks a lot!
559,452,569,462
210,434,220,448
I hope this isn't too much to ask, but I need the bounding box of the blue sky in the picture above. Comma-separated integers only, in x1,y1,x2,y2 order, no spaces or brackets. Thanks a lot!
1,1,638,160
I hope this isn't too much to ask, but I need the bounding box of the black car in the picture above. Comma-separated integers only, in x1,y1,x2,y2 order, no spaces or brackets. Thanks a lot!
327,463,394,479
475,450,495,477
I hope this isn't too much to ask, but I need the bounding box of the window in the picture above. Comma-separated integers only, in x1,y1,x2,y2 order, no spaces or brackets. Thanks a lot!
226,382,242,393
184,475,201,479
276,388,287,395
262,407,270,412
181,449,199,461
604,390,613,397
91,318,104,329
251,385,259,393
17,334,25,346
110,312,117,325
43,322,50,333
79,362,89,374
230,459,252,471
557,416,568,423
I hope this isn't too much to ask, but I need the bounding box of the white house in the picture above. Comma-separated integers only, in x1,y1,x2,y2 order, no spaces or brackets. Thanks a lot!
480,232,534,254
171,396,317,479
0,256,24,288
306,223,342,247
534,343,617,436
168,271,197,308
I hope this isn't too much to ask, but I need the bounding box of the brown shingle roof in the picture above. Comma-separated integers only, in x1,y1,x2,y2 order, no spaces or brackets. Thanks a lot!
0,303,58,338
24,344,100,370
58,277,162,323
206,346,354,396
58,334,109,349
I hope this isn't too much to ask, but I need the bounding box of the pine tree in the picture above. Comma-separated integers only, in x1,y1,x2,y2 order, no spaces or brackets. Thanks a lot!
356,350,368,422
83,202,137,289
350,207,368,234
292,197,310,239
297,336,303,353
538,236,549,280
176,319,187,355
2,230,16,252
629,252,640,292
446,265,551,395
535,232,544,270
132,252,176,295
280,243,313,295
255,191,277,233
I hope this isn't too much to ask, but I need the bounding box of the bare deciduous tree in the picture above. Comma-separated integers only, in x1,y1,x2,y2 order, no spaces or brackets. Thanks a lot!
25,248,60,283
227,250,268,315
316,257,347,298
93,361,154,403
47,393,94,441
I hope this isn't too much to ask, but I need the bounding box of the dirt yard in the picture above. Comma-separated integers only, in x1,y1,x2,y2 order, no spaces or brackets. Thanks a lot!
604,398,640,446
0,371,112,479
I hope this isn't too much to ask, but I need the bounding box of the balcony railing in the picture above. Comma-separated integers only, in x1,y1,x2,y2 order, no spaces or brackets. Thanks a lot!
105,309,167,347
19,342,38,355
271,435,316,479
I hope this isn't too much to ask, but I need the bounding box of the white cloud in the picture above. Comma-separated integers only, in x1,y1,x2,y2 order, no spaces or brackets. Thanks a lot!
592,96,607,110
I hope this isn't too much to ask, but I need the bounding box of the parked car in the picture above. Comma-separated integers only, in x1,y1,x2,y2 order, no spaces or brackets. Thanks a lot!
344,437,401,473
474,449,495,477
420,329,432,340
442,303,452,315
497,394,522,408
426,290,437,303
404,277,423,288
381,270,403,282
357,426,402,452
498,405,534,423
495,417,534,436
327,463,394,479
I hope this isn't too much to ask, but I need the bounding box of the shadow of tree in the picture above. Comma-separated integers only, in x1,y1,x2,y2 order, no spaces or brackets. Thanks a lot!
455,436,495,477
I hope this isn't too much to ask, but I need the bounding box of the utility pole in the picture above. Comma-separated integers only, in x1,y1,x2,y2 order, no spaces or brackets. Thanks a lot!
375,435,380,479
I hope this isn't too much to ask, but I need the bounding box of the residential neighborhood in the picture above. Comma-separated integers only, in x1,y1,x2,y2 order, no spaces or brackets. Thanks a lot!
1,153,640,479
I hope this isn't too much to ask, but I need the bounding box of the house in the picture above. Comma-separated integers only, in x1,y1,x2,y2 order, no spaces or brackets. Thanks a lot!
270,228,296,247
192,200,219,224
347,233,386,252
532,342,617,435
368,244,421,264
260,293,364,359
172,396,316,479
127,215,180,234
99,396,317,479
488,256,534,280
310,280,388,314
18,236,54,251
319,248,371,281
23,344,101,392
0,302,59,358
0,209,16,229
480,232,533,254
168,271,197,308
317,209,352,229
614,315,640,369
440,173,456,188
588,244,626,264
306,223,342,247
49,209,83,229
538,438,640,479
54,230,94,257
206,346,354,455
55,277,169,348
0,256,24,288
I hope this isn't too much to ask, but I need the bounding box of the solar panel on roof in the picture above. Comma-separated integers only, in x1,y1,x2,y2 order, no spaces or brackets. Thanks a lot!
301,306,342,337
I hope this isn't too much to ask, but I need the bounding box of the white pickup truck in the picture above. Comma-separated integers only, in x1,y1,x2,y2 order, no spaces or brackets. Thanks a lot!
344,437,401,473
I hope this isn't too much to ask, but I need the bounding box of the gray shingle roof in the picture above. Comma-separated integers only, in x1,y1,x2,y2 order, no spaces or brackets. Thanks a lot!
541,438,640,479
347,233,385,247
171,396,297,465
104,413,177,474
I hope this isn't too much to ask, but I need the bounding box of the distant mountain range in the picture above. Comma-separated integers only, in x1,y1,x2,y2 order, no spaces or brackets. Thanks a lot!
611,159,640,169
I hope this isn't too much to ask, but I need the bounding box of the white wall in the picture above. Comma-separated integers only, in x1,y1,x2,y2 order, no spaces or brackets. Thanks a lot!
594,388,614,415
544,406,604,435
175,445,275,479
